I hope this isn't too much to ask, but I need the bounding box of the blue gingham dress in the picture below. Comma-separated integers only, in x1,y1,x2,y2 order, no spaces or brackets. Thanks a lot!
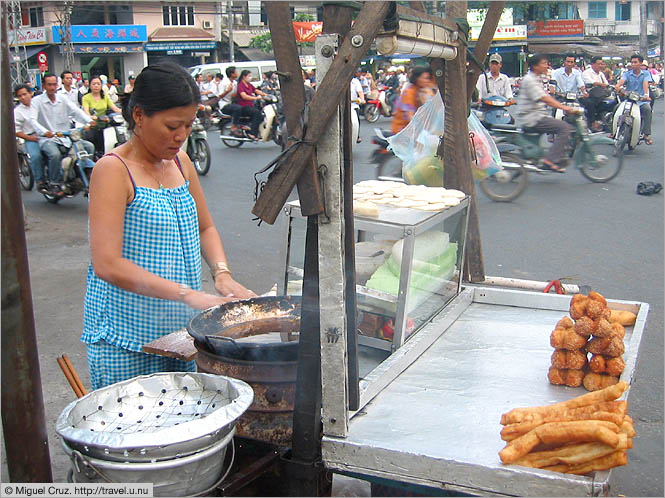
82,154,200,389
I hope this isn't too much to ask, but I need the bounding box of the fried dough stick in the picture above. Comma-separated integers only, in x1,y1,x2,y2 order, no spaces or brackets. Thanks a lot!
499,421,621,464
501,409,625,441
500,382,628,425
513,433,631,468
542,450,628,475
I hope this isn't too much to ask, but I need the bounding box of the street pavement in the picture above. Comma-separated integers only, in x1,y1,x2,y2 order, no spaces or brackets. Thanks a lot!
2,100,663,496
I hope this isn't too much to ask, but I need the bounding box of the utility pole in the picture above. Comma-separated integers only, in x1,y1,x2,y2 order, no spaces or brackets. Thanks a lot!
228,1,235,62
639,0,648,58
54,1,76,72
9,0,29,88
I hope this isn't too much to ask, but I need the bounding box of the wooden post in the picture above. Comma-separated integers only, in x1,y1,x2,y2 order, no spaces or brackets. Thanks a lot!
322,3,360,411
252,1,391,225
265,2,324,217
440,0,486,282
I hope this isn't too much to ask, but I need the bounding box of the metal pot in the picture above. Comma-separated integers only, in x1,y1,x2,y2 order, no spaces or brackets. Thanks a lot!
187,296,300,362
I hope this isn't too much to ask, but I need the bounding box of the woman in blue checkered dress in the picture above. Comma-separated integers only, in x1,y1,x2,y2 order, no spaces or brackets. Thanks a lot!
82,63,256,390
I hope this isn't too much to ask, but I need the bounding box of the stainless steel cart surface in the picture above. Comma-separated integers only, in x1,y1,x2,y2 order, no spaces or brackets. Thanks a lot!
322,286,648,497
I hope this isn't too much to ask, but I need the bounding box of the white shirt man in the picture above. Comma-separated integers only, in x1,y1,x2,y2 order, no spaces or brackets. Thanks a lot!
582,58,609,87
350,76,365,144
30,88,92,148
58,71,80,107
476,53,514,102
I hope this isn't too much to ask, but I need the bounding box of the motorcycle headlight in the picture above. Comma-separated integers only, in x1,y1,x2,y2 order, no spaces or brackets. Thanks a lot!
112,114,124,124
71,129,83,141
192,122,205,131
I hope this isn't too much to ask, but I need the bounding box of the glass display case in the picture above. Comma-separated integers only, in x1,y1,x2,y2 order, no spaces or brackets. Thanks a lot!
282,196,470,357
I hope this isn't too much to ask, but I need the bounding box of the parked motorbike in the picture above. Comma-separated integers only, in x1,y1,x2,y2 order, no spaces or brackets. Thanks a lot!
219,94,283,148
472,95,514,128
42,128,96,204
184,112,211,175
612,91,649,154
16,137,35,191
364,85,393,123
483,108,623,201
371,128,404,182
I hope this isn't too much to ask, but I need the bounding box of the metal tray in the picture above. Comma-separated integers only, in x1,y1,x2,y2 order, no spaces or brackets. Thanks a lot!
322,286,648,496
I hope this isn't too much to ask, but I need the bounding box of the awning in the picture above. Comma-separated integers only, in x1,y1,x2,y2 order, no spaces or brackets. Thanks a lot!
9,45,43,59
149,27,215,42
226,29,268,48
527,42,637,59
238,47,274,61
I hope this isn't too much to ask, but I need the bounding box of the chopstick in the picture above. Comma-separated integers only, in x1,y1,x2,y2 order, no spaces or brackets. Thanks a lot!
57,354,88,398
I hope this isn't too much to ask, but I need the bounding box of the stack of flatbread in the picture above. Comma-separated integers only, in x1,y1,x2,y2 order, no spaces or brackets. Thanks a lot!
353,181,466,217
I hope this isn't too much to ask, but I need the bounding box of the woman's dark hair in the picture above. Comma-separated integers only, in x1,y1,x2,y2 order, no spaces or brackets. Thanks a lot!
528,54,548,69
239,69,252,80
89,76,106,100
121,62,200,131
14,83,31,96
409,66,431,85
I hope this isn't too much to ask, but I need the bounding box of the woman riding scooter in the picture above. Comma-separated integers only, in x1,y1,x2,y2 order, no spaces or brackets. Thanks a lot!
82,76,122,157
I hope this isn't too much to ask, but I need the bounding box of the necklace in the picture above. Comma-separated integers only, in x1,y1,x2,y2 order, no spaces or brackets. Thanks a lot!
142,161,166,189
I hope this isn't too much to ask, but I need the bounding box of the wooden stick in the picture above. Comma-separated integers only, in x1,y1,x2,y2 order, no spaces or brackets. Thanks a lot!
57,356,83,398
62,354,87,396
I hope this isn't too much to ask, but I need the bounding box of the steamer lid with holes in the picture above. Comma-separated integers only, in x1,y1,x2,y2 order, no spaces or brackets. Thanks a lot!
55,372,253,462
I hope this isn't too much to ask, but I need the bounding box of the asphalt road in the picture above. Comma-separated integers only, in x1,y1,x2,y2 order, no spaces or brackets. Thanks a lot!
2,100,663,496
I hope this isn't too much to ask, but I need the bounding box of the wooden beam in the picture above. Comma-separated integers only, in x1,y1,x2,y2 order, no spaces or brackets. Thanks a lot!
252,1,391,225
265,2,324,217
466,1,506,100
440,0,485,282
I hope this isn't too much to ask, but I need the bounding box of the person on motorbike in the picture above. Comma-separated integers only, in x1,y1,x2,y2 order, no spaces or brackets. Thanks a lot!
237,69,269,141
476,53,515,104
351,72,366,144
14,84,47,193
391,66,434,135
58,70,80,107
82,76,122,156
219,66,244,134
515,54,579,173
30,73,95,194
552,54,587,97
614,54,653,145
384,66,400,110
581,56,610,132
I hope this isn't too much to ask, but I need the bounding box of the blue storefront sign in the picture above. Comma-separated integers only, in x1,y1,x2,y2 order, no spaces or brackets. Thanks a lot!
52,25,147,44
144,41,217,52
57,43,144,54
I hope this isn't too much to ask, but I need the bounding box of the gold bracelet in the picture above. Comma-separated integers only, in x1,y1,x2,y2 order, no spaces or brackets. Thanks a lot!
211,262,231,281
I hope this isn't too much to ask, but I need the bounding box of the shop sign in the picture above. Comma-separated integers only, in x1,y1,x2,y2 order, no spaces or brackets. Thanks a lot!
167,50,184,55
299,55,316,67
8,27,47,46
647,47,661,58
57,43,144,54
293,22,323,43
37,51,48,72
193,52,210,57
471,24,527,41
52,25,148,44
527,20,584,38
144,41,217,51
467,8,514,29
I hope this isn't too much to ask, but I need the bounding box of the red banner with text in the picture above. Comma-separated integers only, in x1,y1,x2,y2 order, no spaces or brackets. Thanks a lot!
292,22,323,42
527,19,584,38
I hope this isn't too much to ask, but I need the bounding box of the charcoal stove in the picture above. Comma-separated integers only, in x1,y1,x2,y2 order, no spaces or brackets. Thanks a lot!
188,296,300,446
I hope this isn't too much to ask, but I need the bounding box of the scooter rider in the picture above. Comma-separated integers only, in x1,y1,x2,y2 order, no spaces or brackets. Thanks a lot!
218,66,244,135
614,54,653,145
30,73,95,194
516,54,579,173
476,53,515,104
582,56,610,131
552,54,587,96
14,84,46,192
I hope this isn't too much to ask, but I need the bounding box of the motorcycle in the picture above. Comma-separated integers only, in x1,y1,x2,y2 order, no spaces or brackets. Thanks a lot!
183,111,211,175
482,107,623,202
16,137,35,191
596,89,621,133
42,128,96,204
612,91,649,154
363,85,393,123
371,128,404,182
219,94,283,149
472,95,514,129
91,111,129,160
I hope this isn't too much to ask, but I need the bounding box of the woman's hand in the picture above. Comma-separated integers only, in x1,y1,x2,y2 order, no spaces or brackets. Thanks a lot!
214,273,258,300
182,289,237,310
